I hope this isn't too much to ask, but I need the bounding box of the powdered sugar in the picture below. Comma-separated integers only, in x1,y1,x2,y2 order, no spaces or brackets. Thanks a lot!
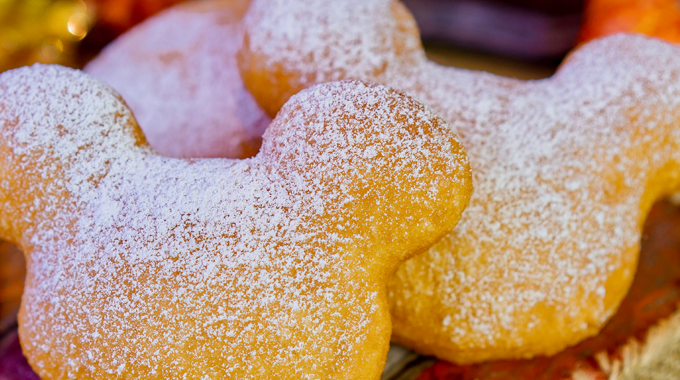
86,0,269,159
398,38,680,360
242,0,680,362
244,0,421,87
0,65,470,378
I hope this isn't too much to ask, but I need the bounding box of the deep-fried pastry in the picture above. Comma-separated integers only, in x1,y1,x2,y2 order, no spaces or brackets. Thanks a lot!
0,65,471,379
86,0,268,158
239,0,680,363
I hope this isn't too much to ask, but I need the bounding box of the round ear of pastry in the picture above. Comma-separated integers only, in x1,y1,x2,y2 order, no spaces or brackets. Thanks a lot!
86,0,269,159
239,0,680,364
0,65,471,379
238,0,424,118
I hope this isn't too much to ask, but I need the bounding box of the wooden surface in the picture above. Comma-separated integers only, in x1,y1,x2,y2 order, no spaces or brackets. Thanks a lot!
0,243,23,321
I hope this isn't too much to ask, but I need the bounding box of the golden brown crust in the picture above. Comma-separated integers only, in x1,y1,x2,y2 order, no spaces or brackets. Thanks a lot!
239,0,680,363
0,66,471,379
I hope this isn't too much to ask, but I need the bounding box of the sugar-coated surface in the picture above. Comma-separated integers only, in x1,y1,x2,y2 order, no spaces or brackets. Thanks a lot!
86,0,269,159
0,66,471,379
241,0,680,363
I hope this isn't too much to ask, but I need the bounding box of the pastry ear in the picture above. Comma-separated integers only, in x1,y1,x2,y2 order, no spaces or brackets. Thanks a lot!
0,65,147,244
259,80,471,270
238,0,425,117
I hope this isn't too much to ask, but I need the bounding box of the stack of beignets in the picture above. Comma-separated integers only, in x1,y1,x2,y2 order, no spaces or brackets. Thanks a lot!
5,0,680,377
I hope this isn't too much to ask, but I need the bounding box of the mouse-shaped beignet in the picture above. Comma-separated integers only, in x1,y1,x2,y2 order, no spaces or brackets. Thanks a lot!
0,65,471,379
86,0,269,159
239,0,680,364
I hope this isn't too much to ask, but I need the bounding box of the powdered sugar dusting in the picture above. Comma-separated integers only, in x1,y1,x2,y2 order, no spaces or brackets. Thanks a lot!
243,0,421,87
392,38,680,359
0,65,470,378
242,0,680,362
86,0,269,159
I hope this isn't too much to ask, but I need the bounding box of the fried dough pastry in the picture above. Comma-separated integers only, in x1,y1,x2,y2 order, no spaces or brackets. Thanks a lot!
239,0,680,363
0,65,471,379
86,0,269,159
